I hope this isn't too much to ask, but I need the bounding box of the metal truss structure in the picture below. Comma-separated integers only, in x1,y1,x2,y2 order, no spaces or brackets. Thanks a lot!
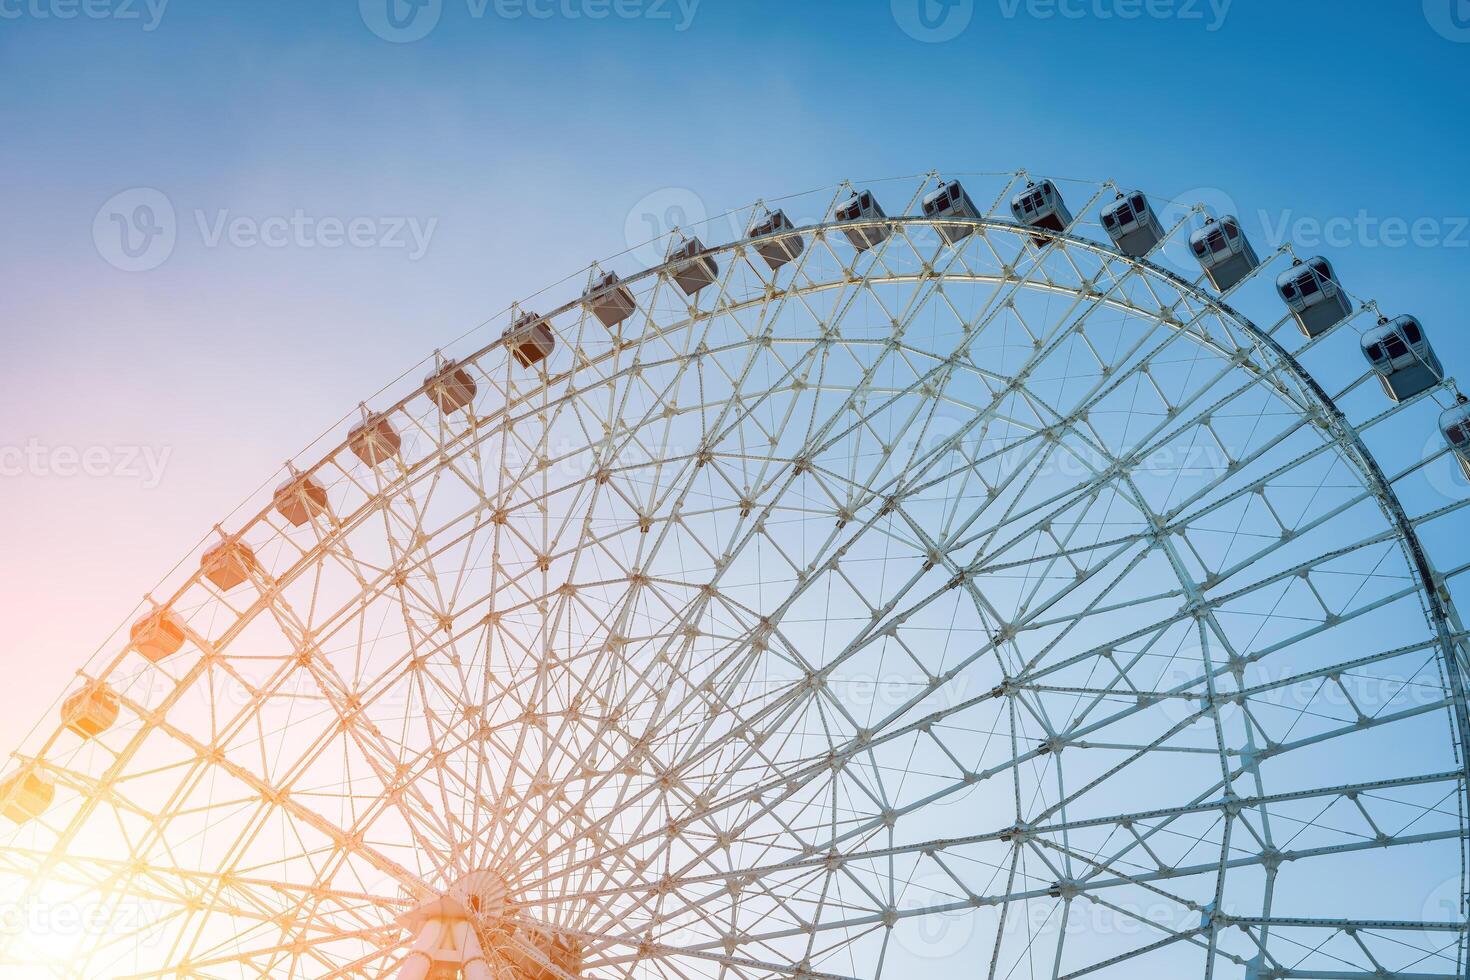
3,172,1469,979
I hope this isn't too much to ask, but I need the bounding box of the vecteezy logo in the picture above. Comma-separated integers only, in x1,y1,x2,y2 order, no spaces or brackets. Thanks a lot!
1155,185,1239,274
1422,427,1470,503
1425,0,1470,41
892,0,974,42
1422,875,1465,925
360,0,443,43
624,187,708,267
93,188,177,272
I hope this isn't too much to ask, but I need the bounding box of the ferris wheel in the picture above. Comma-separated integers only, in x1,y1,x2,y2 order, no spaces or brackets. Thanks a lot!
4,170,1470,979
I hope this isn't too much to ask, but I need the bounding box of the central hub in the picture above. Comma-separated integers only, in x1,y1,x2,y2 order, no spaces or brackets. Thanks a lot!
448,870,511,921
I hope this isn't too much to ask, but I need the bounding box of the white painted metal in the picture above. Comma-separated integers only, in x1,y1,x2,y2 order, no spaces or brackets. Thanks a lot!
2,172,1468,980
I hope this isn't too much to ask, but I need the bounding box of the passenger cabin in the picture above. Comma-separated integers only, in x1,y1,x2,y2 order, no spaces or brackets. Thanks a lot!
0,770,54,825
1100,191,1164,257
834,189,889,252
62,685,120,739
425,360,478,415
921,180,981,245
274,473,330,527
1277,256,1352,339
747,209,805,270
1009,180,1073,246
201,537,259,591
502,312,556,368
349,414,402,467
131,609,187,663
1361,315,1444,403
666,237,720,296
1442,401,1470,482
1189,215,1259,291
582,271,637,330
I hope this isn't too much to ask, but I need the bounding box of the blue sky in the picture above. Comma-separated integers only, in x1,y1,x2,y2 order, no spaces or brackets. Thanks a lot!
0,0,1468,793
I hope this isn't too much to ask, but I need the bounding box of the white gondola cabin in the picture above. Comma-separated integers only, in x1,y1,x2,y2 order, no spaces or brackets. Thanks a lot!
1100,191,1164,257
834,189,889,252
1442,401,1470,482
0,770,54,825
921,180,981,245
747,209,805,270
582,271,637,330
1010,180,1073,246
1277,256,1352,338
1189,215,1259,291
349,413,402,467
503,312,555,368
274,472,330,527
62,685,120,739
666,237,720,296
1361,315,1444,403
425,359,478,415
131,609,187,662
201,537,259,591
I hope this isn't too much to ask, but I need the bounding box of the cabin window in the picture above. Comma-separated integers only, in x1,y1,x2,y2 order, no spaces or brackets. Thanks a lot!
1403,321,1422,344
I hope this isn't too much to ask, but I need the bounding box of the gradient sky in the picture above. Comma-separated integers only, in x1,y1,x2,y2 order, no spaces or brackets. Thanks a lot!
1,0,1468,765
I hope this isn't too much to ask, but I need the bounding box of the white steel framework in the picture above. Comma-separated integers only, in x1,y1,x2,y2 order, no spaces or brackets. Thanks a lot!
3,172,1469,979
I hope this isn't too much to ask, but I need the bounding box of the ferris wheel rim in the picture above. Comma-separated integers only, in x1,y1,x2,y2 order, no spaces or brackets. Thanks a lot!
128,212,1470,729
6,173,1470,979
38,185,1468,668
